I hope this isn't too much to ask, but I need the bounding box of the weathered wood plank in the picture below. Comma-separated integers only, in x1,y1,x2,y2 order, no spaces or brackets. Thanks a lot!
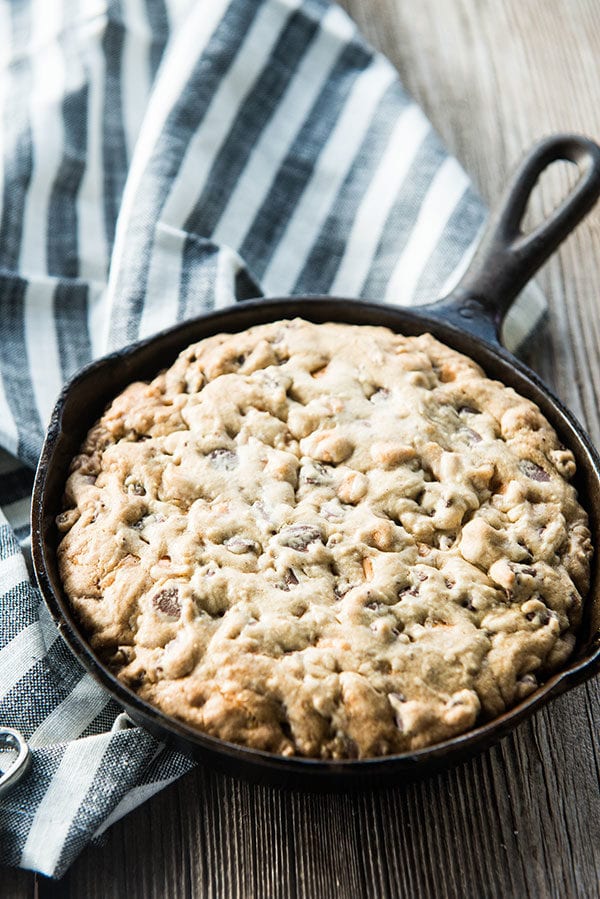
1,869,36,899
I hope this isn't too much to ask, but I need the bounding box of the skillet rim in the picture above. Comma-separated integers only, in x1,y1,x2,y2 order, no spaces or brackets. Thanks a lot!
31,295,600,785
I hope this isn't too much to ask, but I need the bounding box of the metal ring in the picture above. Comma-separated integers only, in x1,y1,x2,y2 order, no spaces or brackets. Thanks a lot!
0,727,30,799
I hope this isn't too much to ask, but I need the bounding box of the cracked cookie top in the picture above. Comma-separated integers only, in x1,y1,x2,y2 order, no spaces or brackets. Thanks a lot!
57,318,592,758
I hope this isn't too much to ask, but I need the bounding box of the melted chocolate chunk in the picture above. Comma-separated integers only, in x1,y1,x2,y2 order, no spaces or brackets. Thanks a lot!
224,537,258,554
277,568,300,592
279,525,322,551
152,587,181,619
520,460,550,482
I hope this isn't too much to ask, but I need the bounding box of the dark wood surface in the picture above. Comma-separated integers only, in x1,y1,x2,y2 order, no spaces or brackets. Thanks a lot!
6,0,600,895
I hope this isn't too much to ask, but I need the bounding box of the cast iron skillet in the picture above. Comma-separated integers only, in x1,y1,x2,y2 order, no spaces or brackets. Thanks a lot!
32,134,600,790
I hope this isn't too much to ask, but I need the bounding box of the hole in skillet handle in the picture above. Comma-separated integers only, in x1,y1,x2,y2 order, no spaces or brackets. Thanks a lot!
426,134,600,345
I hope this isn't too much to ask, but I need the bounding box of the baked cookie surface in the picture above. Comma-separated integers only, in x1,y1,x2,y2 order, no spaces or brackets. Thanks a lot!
57,319,592,758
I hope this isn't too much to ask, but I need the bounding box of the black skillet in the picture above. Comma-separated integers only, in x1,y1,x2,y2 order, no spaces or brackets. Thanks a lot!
31,134,600,790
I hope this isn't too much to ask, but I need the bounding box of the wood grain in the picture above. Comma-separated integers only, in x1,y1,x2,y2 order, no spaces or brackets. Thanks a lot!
3,869,36,899
9,1,600,895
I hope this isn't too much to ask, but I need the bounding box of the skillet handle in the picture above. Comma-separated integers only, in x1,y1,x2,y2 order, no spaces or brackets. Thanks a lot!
432,134,600,344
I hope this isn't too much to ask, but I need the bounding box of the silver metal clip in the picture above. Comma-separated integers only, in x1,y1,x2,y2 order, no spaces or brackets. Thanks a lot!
0,727,30,799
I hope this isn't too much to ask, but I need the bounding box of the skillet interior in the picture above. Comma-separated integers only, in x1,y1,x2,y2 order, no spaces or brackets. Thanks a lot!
32,297,600,790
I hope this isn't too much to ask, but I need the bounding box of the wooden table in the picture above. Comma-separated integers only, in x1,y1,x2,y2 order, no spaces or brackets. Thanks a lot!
6,1,600,895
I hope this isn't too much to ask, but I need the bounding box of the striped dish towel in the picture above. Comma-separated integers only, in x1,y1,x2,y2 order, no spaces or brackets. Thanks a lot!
0,0,545,879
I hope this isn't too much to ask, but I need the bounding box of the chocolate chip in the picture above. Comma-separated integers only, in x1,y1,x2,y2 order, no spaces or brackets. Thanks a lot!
224,537,258,554
370,387,390,403
461,427,482,443
520,460,550,482
152,587,180,619
279,525,322,551
208,448,238,471
398,585,418,598
301,462,332,485
277,568,300,592
389,692,406,732
526,608,550,625
131,515,147,531
251,500,271,522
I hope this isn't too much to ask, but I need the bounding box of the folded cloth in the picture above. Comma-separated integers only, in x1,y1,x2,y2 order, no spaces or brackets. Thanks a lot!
0,0,545,878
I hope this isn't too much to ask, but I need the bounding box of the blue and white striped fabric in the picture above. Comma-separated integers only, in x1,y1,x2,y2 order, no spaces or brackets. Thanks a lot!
0,0,545,878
